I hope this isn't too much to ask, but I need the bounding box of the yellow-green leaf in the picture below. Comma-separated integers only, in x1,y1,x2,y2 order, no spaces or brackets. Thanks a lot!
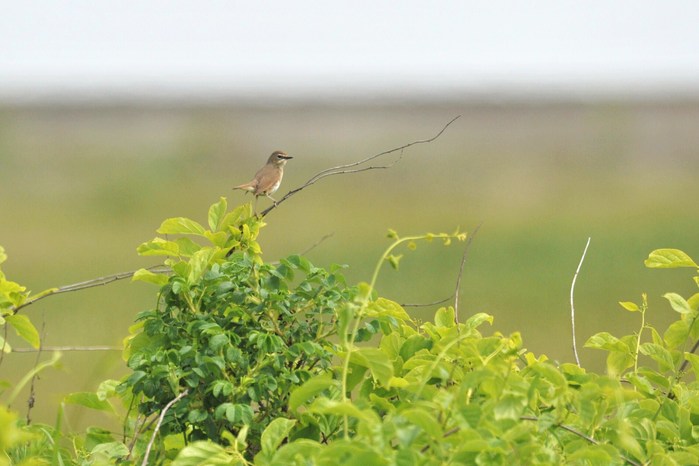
137,237,179,257
663,292,692,314
64,392,114,412
619,301,639,312
157,217,207,236
645,249,698,269
350,347,393,386
289,373,335,411
5,314,40,348
435,307,456,328
207,197,227,231
132,268,169,286
260,418,296,459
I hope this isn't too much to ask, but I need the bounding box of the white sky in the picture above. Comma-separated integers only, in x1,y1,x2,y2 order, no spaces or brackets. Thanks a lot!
2,0,699,100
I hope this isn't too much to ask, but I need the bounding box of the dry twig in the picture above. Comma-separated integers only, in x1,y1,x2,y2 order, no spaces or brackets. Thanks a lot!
12,345,121,353
259,116,461,217
9,265,171,315
453,223,482,325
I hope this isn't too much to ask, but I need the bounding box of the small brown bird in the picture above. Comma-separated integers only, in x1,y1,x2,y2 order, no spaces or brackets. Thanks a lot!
233,150,293,209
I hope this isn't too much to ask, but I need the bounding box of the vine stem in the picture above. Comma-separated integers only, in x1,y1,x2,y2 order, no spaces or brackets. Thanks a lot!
339,233,459,437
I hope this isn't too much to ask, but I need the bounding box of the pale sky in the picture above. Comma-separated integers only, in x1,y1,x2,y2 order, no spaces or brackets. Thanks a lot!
2,0,699,100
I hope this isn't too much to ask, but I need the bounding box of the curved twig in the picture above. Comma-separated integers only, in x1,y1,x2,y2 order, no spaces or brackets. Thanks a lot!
140,389,189,466
260,115,461,217
571,237,591,367
454,222,482,325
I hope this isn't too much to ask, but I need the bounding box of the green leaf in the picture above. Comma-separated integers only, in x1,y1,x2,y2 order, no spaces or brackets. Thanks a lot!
493,393,527,421
5,314,40,348
268,439,322,465
400,335,432,360
367,297,411,321
172,441,238,466
435,307,455,327
664,319,690,349
289,373,335,411
688,292,699,312
132,268,170,286
225,404,253,424
645,249,698,269
663,293,693,314
90,442,129,460
260,418,296,459
208,197,228,231
464,312,494,329
584,332,629,352
386,254,403,270
64,392,114,412
350,347,393,386
96,379,120,400
619,301,639,312
606,350,634,376
157,217,207,236
0,334,10,353
188,248,217,284
316,440,388,466
310,398,378,424
639,343,676,372
219,204,253,232
684,352,699,377
175,237,203,256
137,237,180,257
400,408,443,438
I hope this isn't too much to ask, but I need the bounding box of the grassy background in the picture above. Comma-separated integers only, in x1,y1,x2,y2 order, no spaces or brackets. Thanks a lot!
1,99,698,427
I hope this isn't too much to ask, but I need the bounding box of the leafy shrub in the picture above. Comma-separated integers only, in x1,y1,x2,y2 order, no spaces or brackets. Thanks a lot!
2,198,699,466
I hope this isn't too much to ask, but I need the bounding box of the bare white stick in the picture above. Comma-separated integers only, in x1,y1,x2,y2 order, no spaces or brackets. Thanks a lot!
570,237,591,367
141,389,189,466
12,346,121,352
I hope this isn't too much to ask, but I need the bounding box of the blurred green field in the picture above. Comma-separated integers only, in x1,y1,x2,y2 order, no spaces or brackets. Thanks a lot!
1,99,698,427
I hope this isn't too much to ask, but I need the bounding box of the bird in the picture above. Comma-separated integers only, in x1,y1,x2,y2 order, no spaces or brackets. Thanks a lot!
233,150,293,210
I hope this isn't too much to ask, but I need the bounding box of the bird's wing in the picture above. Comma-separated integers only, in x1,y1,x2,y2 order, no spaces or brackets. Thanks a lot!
255,168,283,194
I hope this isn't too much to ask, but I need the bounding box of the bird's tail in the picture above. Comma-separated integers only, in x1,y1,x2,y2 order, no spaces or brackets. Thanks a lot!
233,181,256,192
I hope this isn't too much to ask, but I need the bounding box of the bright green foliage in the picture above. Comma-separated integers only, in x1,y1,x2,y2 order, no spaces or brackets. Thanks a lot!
0,246,41,352
2,200,699,465
122,198,360,458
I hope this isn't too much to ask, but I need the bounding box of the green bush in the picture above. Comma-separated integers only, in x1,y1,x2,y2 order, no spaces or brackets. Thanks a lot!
2,198,699,465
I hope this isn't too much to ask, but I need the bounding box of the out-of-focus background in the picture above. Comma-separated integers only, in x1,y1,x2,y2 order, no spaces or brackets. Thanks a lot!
2,1,699,427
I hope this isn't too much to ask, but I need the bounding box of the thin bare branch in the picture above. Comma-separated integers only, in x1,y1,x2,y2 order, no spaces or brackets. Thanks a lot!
402,296,453,308
10,265,171,315
26,320,46,424
571,237,591,367
454,223,482,325
260,115,461,217
141,389,189,466
297,232,335,257
12,345,121,353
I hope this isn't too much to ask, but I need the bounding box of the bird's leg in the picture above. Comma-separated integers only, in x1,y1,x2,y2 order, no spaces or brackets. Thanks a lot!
266,193,278,207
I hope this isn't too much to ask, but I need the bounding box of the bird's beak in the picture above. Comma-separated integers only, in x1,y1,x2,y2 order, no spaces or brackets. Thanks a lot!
280,155,293,160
